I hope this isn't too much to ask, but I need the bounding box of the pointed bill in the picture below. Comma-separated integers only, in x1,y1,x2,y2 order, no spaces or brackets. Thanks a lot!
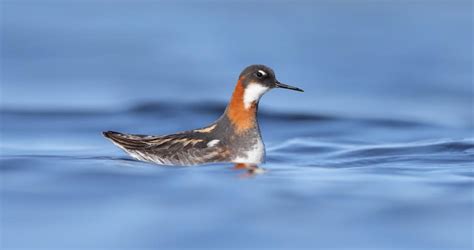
275,81,304,92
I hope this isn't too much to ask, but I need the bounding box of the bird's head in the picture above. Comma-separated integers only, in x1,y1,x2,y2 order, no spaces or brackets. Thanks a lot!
237,64,303,108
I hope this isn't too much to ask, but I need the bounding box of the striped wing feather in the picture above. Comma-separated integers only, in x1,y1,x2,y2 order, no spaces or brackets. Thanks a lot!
103,131,229,165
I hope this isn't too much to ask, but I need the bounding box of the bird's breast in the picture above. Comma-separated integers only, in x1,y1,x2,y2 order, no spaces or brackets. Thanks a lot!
231,136,265,164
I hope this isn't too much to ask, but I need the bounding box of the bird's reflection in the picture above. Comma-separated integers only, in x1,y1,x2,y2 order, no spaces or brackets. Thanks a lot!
233,163,267,178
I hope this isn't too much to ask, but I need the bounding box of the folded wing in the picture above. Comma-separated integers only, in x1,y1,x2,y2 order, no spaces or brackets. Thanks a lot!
103,130,230,165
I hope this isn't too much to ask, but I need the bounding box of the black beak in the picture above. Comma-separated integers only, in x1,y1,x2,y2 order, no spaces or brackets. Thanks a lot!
275,81,304,92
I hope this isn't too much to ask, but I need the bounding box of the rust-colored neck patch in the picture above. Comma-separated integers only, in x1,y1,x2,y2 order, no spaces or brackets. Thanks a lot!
226,78,258,134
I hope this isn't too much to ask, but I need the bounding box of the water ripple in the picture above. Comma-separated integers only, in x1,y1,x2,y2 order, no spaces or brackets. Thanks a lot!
1,101,435,127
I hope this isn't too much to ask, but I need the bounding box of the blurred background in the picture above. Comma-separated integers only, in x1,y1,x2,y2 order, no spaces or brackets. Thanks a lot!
1,1,472,249
2,0,472,126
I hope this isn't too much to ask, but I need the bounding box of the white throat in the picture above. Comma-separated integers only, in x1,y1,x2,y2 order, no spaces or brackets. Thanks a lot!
243,83,269,109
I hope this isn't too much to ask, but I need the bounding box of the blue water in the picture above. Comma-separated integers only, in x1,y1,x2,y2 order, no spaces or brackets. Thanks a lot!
1,1,473,249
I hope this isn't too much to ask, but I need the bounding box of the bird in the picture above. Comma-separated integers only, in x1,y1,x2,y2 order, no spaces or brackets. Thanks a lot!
103,64,303,167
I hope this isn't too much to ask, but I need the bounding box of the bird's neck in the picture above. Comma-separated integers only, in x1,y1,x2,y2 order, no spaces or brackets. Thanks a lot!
225,79,259,134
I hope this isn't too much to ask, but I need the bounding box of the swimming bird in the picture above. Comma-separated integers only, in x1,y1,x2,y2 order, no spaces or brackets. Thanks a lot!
103,64,303,167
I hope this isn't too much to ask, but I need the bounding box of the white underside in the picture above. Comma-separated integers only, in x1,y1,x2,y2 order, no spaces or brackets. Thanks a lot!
108,139,170,165
232,138,266,164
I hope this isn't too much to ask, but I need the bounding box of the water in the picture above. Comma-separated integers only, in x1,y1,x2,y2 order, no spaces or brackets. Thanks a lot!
1,1,473,249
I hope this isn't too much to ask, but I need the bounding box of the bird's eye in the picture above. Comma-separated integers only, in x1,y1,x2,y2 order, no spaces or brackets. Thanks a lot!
256,70,265,78
256,72,263,77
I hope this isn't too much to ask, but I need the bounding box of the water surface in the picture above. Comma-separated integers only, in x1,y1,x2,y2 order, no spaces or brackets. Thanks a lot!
1,1,473,249
1,102,472,249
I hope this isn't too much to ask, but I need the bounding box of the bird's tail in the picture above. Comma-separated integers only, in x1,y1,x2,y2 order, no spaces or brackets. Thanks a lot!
102,131,148,150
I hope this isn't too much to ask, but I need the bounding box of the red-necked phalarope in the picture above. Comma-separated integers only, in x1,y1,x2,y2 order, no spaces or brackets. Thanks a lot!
103,64,303,167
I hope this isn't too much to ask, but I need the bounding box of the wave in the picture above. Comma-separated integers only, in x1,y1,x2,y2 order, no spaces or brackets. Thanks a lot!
0,100,432,127
333,139,474,158
269,138,474,168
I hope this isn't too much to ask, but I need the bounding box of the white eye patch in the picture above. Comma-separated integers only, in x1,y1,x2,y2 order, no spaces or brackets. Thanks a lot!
257,70,267,76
